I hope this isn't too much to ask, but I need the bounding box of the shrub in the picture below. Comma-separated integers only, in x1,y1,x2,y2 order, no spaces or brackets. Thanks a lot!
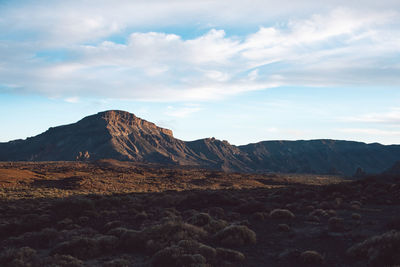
350,201,362,207
252,212,266,221
134,211,148,221
151,246,205,267
269,209,295,220
216,247,245,262
177,239,202,254
214,225,256,247
177,254,206,266
107,227,129,238
0,222,15,239
347,230,400,266
57,218,74,229
51,235,118,259
17,214,45,233
0,246,41,267
387,217,400,230
278,224,290,232
61,226,98,240
78,216,89,225
235,201,265,214
322,183,353,195
151,240,210,267
103,258,131,267
300,250,324,264
278,249,301,260
9,227,60,249
328,217,345,232
208,207,225,219
120,229,143,251
95,234,119,251
46,254,84,267
203,219,229,234
103,221,123,232
122,221,208,254
352,213,361,220
51,237,98,259
187,213,211,227
327,209,337,217
319,201,333,209
308,209,328,217
198,244,217,260
144,221,207,245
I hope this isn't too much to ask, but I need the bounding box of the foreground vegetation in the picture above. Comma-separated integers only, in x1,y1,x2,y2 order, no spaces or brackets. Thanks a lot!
0,161,399,266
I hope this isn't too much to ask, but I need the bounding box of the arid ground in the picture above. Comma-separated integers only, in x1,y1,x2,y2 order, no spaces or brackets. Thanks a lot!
0,160,399,266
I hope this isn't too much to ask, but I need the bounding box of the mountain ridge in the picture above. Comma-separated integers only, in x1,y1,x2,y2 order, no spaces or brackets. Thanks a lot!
1,110,399,176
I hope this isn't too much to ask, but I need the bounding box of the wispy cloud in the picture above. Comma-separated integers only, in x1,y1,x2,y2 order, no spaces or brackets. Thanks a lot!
340,108,400,125
64,96,80,103
337,128,400,136
165,105,202,118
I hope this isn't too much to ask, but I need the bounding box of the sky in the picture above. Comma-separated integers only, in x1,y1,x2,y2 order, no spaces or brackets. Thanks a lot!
0,0,400,145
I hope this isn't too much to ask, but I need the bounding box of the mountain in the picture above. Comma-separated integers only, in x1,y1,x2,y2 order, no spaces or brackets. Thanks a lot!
239,140,400,175
0,110,246,171
1,110,399,176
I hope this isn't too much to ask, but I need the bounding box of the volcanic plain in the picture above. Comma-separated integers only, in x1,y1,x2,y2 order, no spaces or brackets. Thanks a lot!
1,160,399,266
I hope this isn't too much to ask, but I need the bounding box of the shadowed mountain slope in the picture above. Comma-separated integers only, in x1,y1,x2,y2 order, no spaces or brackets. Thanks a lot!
1,110,399,176
239,140,400,175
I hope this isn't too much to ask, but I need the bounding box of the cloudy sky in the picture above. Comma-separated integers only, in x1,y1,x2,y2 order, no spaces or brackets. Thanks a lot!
1,0,400,145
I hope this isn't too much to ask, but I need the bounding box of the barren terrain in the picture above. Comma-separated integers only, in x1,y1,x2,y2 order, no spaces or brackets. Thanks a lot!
0,160,399,266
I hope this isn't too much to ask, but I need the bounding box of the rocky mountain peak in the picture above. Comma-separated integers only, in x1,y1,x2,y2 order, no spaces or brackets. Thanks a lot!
89,110,173,137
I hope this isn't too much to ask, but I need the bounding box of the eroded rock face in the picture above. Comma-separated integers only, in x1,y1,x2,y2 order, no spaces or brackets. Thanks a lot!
1,110,400,175
101,110,173,138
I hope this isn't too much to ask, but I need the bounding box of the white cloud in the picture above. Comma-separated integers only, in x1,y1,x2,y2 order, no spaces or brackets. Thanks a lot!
337,128,400,136
0,3,400,101
165,105,202,118
340,108,400,125
64,96,80,103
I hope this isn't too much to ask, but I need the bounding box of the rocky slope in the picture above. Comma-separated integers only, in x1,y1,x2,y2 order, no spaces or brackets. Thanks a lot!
0,110,399,176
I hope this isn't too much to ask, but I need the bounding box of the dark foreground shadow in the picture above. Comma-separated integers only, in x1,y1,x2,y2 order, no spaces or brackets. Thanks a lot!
0,175,400,267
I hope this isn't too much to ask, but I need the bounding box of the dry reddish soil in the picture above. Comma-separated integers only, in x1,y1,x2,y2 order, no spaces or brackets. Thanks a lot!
0,160,399,267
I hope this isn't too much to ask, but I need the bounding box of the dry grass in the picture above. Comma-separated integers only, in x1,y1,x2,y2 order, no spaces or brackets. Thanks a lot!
0,161,344,200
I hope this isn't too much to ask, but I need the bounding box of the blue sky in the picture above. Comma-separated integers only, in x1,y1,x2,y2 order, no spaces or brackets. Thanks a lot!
1,0,400,145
